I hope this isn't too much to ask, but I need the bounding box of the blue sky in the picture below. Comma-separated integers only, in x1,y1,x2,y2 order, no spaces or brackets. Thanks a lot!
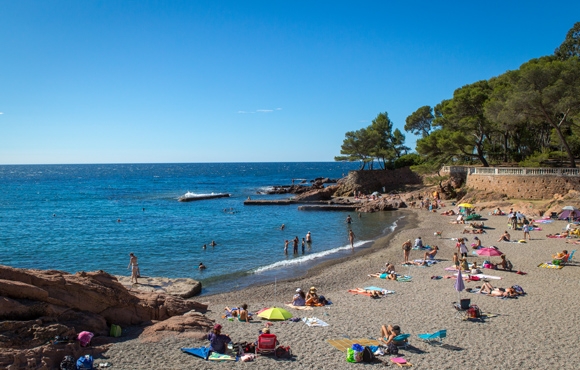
1,1,578,164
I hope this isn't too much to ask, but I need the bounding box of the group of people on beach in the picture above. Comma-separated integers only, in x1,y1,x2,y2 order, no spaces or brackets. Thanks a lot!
290,286,329,306
283,231,312,255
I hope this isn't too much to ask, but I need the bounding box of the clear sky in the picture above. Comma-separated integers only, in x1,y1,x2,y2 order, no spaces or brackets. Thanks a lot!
1,1,578,164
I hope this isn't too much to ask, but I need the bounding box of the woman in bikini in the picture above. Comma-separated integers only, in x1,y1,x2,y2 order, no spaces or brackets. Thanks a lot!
128,253,139,284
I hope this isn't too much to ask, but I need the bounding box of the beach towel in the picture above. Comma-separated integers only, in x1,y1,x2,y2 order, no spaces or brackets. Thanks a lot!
284,303,313,310
208,353,236,361
454,273,502,280
181,346,211,360
327,338,380,352
303,317,329,327
445,267,470,273
391,357,413,367
397,275,412,282
413,259,438,266
363,286,395,294
348,289,373,296
538,262,563,269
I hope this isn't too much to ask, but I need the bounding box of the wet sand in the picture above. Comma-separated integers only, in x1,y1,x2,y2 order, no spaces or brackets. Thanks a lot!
101,207,580,369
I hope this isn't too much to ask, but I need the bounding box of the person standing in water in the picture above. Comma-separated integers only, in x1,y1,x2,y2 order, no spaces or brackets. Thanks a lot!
306,231,312,244
348,230,355,248
301,238,306,254
128,253,139,284
284,240,289,254
293,236,299,254
346,215,352,224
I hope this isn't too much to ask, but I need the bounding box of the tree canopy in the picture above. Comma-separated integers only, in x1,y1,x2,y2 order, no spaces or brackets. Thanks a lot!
337,22,580,169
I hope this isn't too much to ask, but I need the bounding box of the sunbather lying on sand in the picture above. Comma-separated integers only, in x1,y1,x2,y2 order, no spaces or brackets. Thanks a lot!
463,228,485,234
478,282,518,297
369,272,398,280
441,209,455,216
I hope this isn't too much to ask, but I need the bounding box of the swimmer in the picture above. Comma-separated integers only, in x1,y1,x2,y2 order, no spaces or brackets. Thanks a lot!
117,219,121,223
210,240,217,247
346,215,352,224
280,224,285,231
199,262,206,270
202,244,207,250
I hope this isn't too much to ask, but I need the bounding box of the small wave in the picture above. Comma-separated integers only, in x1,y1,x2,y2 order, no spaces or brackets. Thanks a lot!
253,216,404,275
253,240,370,274
180,191,225,198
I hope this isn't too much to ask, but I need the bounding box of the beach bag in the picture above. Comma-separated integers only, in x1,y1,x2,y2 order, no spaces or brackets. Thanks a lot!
77,331,93,347
109,324,122,338
362,346,375,363
76,355,93,370
506,260,513,271
386,342,398,355
60,355,75,370
351,343,364,362
346,348,356,363
467,305,481,319
275,345,292,359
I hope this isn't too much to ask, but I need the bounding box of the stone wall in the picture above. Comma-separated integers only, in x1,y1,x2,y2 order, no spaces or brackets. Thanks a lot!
334,167,423,196
466,174,580,200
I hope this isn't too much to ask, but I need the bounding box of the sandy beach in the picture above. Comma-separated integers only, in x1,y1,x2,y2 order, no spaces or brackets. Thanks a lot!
100,206,580,369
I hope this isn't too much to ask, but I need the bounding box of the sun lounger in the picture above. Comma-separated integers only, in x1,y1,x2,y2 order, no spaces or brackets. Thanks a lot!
417,329,447,344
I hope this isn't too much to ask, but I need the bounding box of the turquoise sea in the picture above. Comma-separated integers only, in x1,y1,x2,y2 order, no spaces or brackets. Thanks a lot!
0,163,403,294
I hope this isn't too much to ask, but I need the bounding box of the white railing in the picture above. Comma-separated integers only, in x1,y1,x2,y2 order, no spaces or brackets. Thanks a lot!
469,167,580,176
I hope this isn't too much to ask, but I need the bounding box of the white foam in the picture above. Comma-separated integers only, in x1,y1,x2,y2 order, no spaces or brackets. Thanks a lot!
253,216,405,275
180,191,225,198
253,240,370,274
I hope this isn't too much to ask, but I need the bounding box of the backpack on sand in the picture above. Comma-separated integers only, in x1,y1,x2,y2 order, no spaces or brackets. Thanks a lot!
362,346,375,363
76,355,94,370
59,355,75,370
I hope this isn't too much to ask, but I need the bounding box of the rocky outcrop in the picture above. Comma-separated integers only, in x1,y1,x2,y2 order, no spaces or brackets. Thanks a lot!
293,185,338,201
334,168,423,196
258,185,311,194
115,276,202,299
355,198,407,212
0,266,209,369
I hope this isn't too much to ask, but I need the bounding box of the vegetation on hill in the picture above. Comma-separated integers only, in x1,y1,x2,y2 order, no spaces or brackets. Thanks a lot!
336,22,580,169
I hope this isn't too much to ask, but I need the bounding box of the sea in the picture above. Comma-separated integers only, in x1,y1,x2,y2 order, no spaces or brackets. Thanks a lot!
0,163,403,294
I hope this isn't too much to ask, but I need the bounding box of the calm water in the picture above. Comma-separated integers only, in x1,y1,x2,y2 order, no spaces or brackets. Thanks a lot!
0,163,402,294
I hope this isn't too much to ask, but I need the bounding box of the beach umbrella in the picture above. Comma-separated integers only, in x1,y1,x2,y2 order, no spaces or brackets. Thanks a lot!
562,206,577,211
257,307,292,320
458,203,474,208
476,247,503,257
454,268,465,302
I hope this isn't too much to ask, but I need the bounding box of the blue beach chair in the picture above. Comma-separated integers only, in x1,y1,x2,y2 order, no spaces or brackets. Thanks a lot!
393,333,410,349
417,329,447,344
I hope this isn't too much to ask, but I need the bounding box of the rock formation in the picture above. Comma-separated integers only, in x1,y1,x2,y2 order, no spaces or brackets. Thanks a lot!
334,167,423,197
0,266,210,369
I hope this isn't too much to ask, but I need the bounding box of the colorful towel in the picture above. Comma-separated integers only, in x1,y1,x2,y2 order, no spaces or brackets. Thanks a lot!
363,286,395,294
208,353,236,362
327,338,380,352
303,317,329,327
538,262,563,269
285,303,313,310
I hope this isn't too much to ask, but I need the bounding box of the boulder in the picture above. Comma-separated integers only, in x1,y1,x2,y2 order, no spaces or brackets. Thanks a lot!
0,265,209,369
115,276,202,298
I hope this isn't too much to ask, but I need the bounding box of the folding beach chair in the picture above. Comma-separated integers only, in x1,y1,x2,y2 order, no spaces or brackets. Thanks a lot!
565,249,576,264
417,329,447,344
255,333,277,356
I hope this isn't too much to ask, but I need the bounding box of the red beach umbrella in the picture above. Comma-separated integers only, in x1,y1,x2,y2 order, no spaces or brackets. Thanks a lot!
476,247,503,257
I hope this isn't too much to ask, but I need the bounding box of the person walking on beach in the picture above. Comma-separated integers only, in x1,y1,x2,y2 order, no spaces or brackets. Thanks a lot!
293,236,299,254
402,239,412,263
128,253,139,284
523,223,531,240
284,240,289,254
348,229,355,248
